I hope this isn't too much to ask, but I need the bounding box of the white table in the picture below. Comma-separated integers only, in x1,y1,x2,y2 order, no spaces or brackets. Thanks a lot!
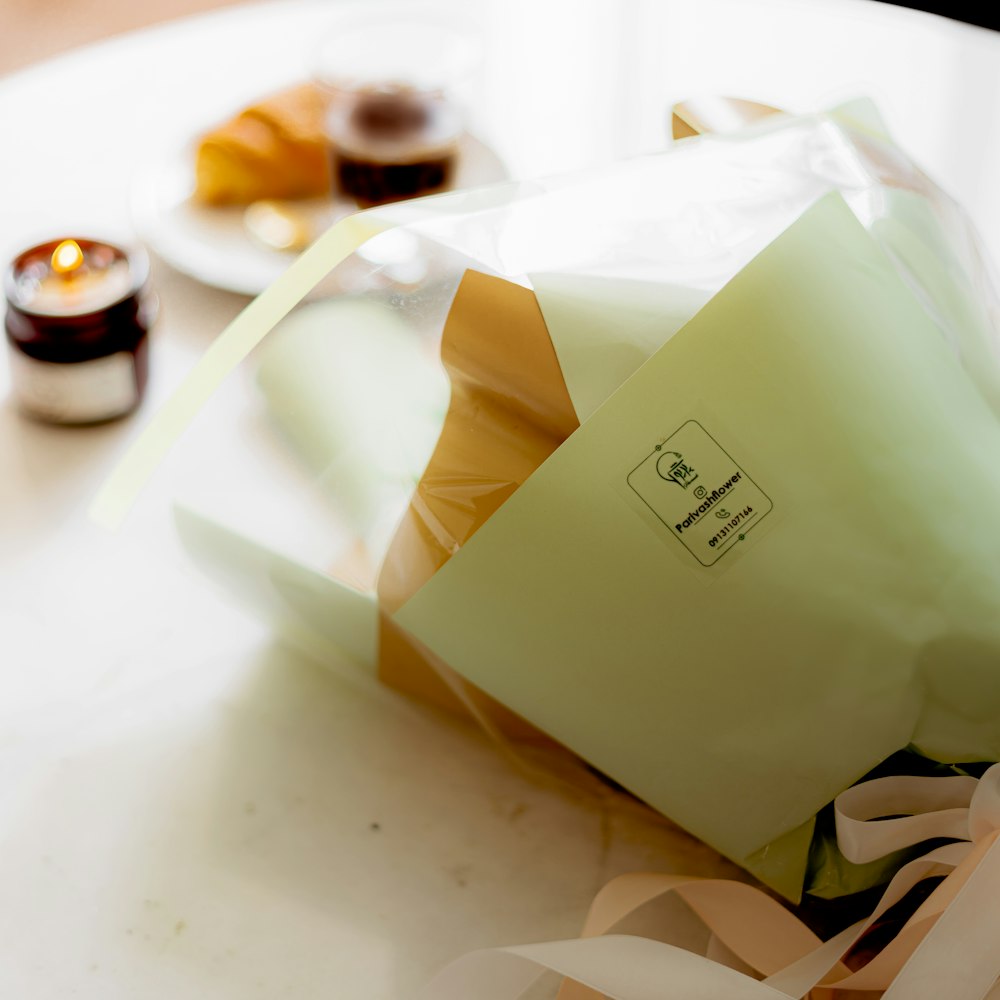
2,2,999,996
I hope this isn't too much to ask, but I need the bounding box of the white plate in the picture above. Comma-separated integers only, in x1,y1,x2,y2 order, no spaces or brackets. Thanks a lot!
131,132,507,297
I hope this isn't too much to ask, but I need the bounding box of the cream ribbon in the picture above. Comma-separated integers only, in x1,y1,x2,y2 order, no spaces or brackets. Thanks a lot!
416,765,1000,1000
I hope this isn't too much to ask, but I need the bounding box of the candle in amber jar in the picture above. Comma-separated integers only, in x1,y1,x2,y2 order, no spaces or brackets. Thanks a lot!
4,237,157,424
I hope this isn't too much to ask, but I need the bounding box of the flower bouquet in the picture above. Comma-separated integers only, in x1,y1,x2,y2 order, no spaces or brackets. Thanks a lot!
98,98,1000,998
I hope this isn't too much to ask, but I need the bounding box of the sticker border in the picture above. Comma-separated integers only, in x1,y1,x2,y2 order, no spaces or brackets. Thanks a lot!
625,419,773,567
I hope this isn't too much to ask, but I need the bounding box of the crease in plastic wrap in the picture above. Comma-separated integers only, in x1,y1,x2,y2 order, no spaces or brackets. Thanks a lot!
95,102,1000,911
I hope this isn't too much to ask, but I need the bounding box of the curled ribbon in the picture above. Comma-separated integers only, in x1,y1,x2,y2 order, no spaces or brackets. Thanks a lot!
416,765,1000,1000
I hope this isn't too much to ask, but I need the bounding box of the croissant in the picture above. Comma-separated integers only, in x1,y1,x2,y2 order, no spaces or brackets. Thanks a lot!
194,84,331,205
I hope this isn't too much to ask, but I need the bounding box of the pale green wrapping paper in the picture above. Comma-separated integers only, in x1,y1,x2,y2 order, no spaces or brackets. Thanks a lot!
396,193,1000,899
101,107,1000,901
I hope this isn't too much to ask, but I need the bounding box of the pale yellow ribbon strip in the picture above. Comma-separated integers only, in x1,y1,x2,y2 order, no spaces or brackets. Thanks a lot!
417,765,1000,1000
89,212,389,529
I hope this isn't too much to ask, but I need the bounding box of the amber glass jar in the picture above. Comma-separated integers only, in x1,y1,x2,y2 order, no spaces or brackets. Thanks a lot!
4,238,157,425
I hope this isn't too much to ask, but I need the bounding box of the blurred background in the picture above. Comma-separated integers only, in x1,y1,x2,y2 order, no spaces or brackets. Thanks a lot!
0,0,996,76
0,0,248,74
886,3,998,29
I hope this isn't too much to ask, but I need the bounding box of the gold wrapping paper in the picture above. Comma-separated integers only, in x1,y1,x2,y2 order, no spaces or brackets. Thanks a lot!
376,269,580,739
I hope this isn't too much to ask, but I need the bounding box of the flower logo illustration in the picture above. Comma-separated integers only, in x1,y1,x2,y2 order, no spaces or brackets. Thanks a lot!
656,451,699,489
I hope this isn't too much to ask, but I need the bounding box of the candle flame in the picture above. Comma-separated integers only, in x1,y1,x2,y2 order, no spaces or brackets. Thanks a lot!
51,239,84,276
